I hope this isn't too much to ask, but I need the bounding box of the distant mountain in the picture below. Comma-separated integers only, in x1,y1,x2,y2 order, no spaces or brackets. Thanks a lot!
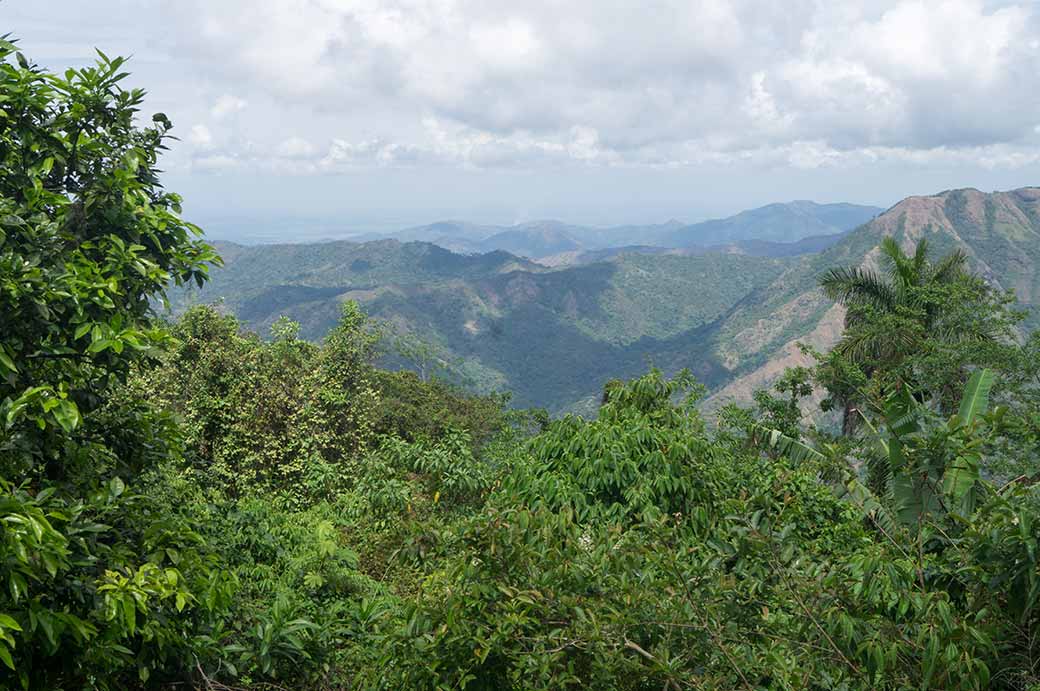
660,201,881,248
480,223,587,257
176,188,1036,415
701,187,1040,412
724,230,854,258
364,202,882,261
541,229,854,266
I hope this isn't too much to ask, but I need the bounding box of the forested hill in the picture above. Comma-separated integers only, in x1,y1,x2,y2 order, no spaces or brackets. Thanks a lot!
175,186,1040,414
705,186,1040,410
174,244,791,412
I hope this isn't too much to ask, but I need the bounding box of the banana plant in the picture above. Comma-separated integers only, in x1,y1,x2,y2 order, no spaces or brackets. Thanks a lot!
758,369,997,534
758,426,899,537
859,369,995,527
943,368,996,513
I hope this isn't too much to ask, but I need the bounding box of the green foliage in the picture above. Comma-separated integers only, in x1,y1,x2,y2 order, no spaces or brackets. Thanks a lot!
0,41,231,688
504,369,714,523
136,302,380,503
817,238,1022,431
0,44,217,476
374,372,876,689
124,299,518,686
371,368,509,448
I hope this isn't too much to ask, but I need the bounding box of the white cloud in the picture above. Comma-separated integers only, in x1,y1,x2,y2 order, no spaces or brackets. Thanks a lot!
188,124,213,149
766,0,1036,148
211,94,247,119
192,153,239,171
277,136,316,159
155,0,1040,172
468,17,544,72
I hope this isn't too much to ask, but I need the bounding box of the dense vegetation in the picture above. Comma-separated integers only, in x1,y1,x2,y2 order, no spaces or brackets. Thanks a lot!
3,44,1040,690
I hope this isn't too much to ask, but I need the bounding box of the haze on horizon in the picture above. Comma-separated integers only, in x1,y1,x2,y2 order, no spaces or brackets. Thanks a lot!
4,0,1040,240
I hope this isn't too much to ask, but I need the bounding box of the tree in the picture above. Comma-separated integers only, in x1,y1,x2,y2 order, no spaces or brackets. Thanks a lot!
818,237,1014,433
0,40,227,687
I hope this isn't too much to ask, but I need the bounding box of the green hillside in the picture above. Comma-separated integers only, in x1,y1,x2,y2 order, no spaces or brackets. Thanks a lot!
703,187,1040,409
174,245,790,412
174,187,1040,415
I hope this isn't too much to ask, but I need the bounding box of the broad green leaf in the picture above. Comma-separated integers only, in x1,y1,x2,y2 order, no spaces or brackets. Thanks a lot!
955,368,994,428
0,642,13,670
52,399,80,433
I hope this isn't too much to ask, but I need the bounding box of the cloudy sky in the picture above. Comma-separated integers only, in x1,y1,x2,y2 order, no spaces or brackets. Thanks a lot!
4,0,1040,239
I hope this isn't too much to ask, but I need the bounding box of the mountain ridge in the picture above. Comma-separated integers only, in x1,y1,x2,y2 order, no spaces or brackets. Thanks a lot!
175,187,1038,414
701,186,1040,411
353,201,883,261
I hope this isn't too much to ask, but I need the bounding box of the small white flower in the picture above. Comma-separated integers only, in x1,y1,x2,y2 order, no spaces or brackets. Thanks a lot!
578,532,593,552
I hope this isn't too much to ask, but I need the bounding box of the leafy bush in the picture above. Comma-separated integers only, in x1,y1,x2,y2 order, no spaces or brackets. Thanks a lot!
0,41,229,688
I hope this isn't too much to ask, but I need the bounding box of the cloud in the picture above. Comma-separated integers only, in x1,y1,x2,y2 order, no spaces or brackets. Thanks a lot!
188,124,213,149
764,0,1037,149
211,94,247,119
160,0,1040,172
192,153,239,171
277,136,317,159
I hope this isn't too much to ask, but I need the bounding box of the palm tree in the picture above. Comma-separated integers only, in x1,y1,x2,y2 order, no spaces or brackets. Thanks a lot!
819,237,974,433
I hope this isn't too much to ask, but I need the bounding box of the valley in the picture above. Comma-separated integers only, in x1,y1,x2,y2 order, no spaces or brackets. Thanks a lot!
174,187,1040,414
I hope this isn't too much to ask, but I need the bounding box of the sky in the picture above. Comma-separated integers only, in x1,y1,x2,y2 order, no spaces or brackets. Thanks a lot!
4,0,1040,240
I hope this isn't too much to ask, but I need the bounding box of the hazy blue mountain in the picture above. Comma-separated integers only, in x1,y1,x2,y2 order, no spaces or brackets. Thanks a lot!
726,230,854,257
547,229,854,265
478,224,585,257
660,201,882,248
362,202,882,260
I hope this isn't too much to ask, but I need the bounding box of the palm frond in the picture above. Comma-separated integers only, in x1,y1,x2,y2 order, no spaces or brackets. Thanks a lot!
836,475,900,537
929,320,1000,345
820,267,897,311
879,236,904,269
834,323,917,364
880,237,916,288
863,444,891,497
911,238,930,278
930,248,969,284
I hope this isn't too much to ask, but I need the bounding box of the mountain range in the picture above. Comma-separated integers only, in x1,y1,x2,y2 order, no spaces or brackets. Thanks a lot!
354,201,883,262
173,188,1040,414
